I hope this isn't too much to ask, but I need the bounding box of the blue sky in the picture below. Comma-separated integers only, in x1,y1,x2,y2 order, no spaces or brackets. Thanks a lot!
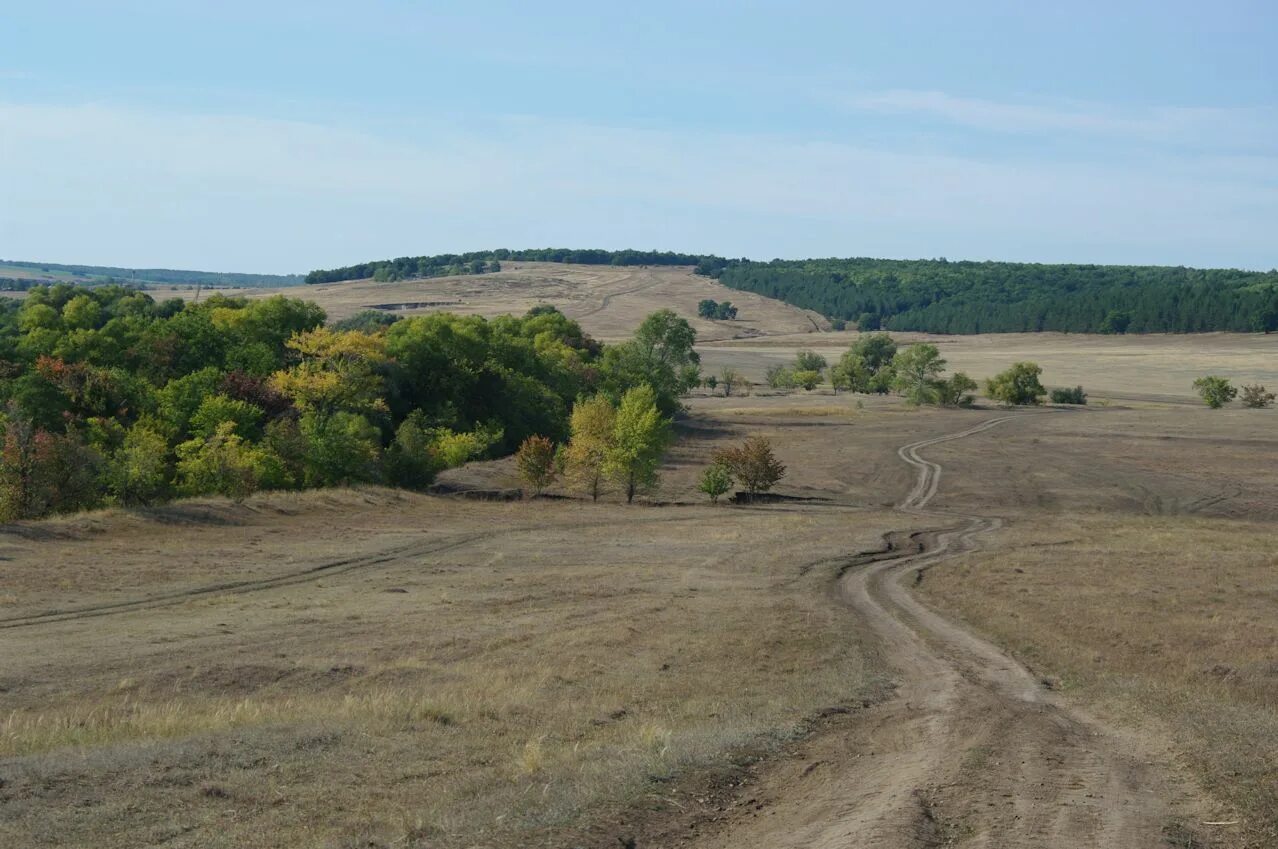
2,1,1275,273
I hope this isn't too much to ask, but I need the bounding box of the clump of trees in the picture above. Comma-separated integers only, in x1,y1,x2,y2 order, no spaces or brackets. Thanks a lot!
885,344,977,407
767,349,827,391
986,362,1046,406
0,281,698,520
1191,377,1277,409
714,436,786,497
1193,376,1237,409
1049,386,1088,405
831,333,896,394
697,299,738,320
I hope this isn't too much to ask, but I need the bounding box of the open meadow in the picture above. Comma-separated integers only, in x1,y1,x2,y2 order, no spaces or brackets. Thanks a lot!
2,264,1277,847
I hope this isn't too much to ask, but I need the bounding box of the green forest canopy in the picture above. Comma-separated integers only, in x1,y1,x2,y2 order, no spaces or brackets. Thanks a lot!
0,283,698,520
307,249,1278,334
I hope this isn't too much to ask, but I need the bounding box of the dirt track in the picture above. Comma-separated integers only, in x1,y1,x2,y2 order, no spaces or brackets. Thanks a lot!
690,414,1204,848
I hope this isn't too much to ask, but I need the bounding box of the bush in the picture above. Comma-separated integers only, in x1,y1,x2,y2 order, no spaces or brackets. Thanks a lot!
937,372,978,407
515,435,557,496
765,364,797,389
793,369,823,390
697,463,733,504
1193,376,1237,409
1049,386,1088,405
986,362,1046,406
715,436,785,496
1239,384,1275,408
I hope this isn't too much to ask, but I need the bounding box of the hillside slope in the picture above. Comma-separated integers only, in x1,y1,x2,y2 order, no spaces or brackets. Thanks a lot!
276,262,828,341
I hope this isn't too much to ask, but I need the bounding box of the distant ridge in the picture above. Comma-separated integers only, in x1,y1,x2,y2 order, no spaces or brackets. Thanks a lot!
0,259,303,289
306,248,1278,335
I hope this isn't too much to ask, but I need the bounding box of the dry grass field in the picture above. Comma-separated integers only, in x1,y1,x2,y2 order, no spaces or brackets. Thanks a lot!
258,263,826,342
3,267,1278,846
0,398,962,849
700,330,1278,403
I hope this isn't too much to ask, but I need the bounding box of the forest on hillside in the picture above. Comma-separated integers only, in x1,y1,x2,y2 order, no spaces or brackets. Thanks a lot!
707,258,1278,334
306,250,1278,334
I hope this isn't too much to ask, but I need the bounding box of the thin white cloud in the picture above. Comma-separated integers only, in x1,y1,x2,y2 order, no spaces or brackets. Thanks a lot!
840,88,1277,149
0,100,1274,271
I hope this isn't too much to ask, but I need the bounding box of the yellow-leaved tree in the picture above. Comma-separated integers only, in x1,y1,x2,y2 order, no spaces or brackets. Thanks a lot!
563,394,616,501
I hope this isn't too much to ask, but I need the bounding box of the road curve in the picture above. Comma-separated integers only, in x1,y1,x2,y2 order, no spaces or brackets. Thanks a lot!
691,414,1198,849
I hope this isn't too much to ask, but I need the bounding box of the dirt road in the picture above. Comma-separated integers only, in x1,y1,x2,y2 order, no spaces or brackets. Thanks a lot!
690,414,1205,848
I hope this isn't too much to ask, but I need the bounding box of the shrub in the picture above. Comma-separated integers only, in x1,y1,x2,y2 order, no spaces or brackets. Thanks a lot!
1049,386,1088,405
793,369,823,390
765,364,797,389
697,463,733,504
719,368,748,397
1193,376,1237,409
1239,384,1275,408
515,435,557,496
986,362,1046,406
715,436,785,496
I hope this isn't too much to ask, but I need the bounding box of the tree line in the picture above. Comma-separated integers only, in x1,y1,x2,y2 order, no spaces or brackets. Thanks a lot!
1,260,301,288
706,257,1278,334
305,249,721,285
306,248,1278,334
0,282,703,520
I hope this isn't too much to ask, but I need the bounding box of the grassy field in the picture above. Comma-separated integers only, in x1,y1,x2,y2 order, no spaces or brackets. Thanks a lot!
2,264,1277,845
913,405,1278,847
0,398,951,849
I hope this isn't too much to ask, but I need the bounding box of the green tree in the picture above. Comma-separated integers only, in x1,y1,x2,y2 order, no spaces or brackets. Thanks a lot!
1193,376,1237,409
298,411,381,487
715,436,785,496
793,369,823,390
188,394,265,440
937,372,978,407
697,463,733,504
563,395,616,501
515,434,557,496
175,422,287,500
986,363,1046,406
891,344,947,405
831,334,897,394
794,349,827,372
600,310,700,414
605,385,672,503
106,424,169,505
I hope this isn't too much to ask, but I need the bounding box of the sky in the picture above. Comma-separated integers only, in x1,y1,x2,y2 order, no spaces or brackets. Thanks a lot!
1,1,1276,273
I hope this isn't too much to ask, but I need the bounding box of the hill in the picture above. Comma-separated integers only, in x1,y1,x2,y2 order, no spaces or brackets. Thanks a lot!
306,250,1278,334
0,259,302,289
